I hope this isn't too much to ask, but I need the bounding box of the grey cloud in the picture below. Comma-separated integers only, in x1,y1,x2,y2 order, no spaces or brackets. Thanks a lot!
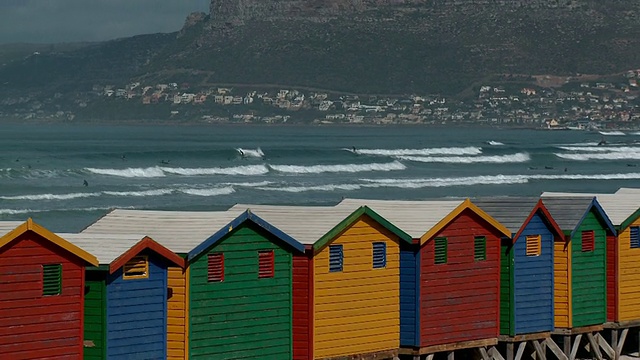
0,0,209,44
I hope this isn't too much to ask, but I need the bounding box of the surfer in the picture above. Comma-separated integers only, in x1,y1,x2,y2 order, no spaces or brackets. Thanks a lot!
597,138,607,146
238,149,245,158
545,166,554,170
121,154,126,161
160,160,170,165
83,179,89,187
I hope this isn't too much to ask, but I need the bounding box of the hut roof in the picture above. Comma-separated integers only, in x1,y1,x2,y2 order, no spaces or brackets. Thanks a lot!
539,196,616,236
542,191,640,230
60,233,185,271
335,198,510,243
616,188,640,194
0,219,98,266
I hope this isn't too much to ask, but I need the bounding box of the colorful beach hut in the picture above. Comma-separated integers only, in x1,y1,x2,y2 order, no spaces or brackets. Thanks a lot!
0,219,98,359
335,198,511,358
539,196,616,331
82,208,307,360
229,203,413,360
61,233,185,360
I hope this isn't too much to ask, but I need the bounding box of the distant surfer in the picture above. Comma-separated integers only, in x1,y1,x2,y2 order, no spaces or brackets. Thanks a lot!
121,154,126,161
528,166,538,170
83,179,89,187
238,149,245,158
597,138,607,146
627,164,637,167
545,166,554,170
564,167,568,172
161,160,170,165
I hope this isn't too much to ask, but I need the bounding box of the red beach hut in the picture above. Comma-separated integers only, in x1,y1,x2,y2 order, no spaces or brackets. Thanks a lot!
0,219,99,359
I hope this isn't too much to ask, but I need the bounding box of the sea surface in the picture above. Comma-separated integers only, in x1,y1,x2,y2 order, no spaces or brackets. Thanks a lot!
1,123,640,232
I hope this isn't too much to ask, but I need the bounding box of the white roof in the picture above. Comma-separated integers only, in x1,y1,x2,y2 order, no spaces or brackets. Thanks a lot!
0,221,24,237
542,191,640,225
58,233,146,264
616,188,640,194
228,203,361,245
335,198,465,238
81,208,247,253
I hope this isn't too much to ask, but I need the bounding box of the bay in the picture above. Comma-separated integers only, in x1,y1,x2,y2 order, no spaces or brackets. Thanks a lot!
1,123,639,232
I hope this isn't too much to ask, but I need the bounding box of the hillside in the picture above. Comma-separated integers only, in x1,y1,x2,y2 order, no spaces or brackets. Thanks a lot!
1,0,640,96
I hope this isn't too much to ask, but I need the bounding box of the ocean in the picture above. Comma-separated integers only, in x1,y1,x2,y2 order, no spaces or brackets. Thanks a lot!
1,123,639,232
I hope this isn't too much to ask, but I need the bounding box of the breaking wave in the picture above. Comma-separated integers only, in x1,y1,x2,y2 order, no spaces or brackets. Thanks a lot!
0,192,102,201
161,165,268,176
396,153,530,164
555,152,640,161
86,167,166,178
486,141,505,146
348,147,482,156
236,147,265,158
257,184,362,193
103,189,173,197
599,131,626,136
178,187,235,196
269,161,406,174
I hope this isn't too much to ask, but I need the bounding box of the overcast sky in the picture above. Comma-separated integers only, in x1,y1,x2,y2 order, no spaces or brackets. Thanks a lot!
0,0,210,44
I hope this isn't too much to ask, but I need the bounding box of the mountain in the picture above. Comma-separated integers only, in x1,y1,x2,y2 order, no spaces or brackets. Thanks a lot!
2,0,640,96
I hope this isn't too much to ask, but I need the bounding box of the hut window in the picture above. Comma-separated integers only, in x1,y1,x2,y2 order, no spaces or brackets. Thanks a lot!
329,245,343,272
630,227,640,249
434,237,447,265
258,250,275,278
582,230,595,252
474,236,487,261
207,253,224,282
123,256,149,280
372,242,386,269
526,235,542,256
42,264,62,296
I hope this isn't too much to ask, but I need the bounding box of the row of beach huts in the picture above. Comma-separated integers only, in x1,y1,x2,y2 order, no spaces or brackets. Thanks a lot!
2,188,640,360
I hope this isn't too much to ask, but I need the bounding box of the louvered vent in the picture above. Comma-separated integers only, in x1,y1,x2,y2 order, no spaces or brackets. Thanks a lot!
43,264,62,296
208,253,224,282
258,250,275,278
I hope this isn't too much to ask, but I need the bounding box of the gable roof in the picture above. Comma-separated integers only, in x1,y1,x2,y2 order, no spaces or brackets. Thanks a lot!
543,191,640,230
228,203,412,250
540,196,616,237
472,197,564,241
0,219,98,266
616,188,640,195
61,233,185,272
81,208,243,253
336,198,511,245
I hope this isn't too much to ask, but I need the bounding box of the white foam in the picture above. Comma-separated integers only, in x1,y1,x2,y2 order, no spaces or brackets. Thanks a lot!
396,153,530,164
555,152,640,161
0,192,102,201
224,181,273,187
599,131,626,136
86,167,166,178
103,189,174,197
258,184,362,193
179,187,235,196
487,141,505,146
161,165,268,176
236,147,265,158
557,146,640,153
0,208,34,215
269,161,406,174
350,147,482,156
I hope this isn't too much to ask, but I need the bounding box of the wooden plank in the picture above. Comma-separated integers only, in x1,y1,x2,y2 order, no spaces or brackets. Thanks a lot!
425,354,434,360
553,324,604,335
447,351,454,360
570,334,582,360
488,346,505,360
506,343,514,360
499,332,551,342
595,333,614,359
418,338,498,355
543,337,568,360
617,328,628,356
603,319,640,329
586,333,603,360
515,342,527,360
532,340,547,360
478,347,490,360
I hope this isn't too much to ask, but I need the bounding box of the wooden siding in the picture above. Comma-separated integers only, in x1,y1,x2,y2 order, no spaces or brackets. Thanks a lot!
167,267,186,360
554,239,571,328
313,216,401,358
189,224,293,360
106,253,167,359
292,254,311,360
617,218,640,321
513,213,554,335
419,209,501,347
84,272,106,360
572,211,607,328
400,247,419,347
499,239,513,336
607,233,618,322
0,233,85,359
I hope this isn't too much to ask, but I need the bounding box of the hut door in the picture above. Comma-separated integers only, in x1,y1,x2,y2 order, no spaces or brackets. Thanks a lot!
84,271,106,359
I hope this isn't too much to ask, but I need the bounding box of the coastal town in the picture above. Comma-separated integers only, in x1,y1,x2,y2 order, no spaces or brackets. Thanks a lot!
2,69,640,129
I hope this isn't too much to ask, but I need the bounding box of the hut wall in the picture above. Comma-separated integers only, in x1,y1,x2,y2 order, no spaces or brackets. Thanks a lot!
513,213,554,334
617,219,640,321
167,267,187,360
84,272,107,360
0,233,85,359
554,239,571,328
400,247,419,347
419,210,501,348
106,253,167,359
188,224,293,359
292,254,311,359
313,216,400,358
607,233,618,322
571,211,607,328
499,239,513,336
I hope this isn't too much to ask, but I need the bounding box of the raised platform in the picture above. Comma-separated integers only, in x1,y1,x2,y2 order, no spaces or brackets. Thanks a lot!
604,319,640,329
318,348,398,360
552,324,604,335
499,332,551,343
399,338,498,356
